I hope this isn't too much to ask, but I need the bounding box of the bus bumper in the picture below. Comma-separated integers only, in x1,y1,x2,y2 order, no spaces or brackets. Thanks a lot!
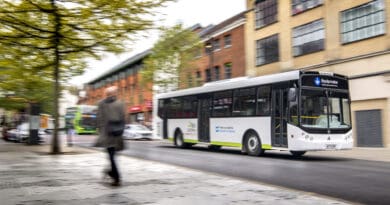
287,125,353,151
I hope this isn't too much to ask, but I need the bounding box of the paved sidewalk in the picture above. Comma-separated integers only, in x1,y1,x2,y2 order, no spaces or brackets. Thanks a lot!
305,147,390,162
0,143,351,205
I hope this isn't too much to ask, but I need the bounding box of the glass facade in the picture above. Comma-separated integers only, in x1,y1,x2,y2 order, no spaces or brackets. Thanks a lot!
256,34,279,66
341,0,385,44
292,0,323,15
292,19,325,56
255,0,278,29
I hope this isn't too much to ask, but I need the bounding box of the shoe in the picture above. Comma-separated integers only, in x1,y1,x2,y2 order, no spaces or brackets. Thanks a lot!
110,180,121,187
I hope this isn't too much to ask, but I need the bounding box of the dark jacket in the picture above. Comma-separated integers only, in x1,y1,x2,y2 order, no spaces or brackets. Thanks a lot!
95,97,125,151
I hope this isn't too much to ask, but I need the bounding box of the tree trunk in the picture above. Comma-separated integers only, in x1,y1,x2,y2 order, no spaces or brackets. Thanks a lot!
51,0,61,154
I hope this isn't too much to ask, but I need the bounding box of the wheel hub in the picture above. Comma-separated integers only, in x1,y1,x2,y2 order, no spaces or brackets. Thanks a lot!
247,136,258,151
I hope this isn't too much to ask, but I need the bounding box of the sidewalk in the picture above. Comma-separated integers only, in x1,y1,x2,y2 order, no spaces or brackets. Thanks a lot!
0,142,351,205
305,147,390,162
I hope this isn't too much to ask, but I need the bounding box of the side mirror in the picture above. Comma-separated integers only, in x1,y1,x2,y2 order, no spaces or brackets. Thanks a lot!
288,88,297,102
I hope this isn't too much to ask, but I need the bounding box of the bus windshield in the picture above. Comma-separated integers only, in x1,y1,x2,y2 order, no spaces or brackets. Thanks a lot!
81,106,97,115
301,89,351,129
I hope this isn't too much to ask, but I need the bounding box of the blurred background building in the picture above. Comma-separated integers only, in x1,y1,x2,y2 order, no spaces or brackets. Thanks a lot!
180,12,247,88
81,50,154,124
245,0,389,147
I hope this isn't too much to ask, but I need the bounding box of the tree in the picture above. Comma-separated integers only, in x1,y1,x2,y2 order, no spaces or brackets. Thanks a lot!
0,67,54,113
141,24,202,93
0,0,172,154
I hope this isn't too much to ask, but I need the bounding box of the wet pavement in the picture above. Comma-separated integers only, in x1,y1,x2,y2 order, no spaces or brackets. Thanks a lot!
0,142,351,205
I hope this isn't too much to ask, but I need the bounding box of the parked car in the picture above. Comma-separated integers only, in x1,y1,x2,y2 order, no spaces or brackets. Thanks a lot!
5,127,19,141
18,123,46,143
123,124,153,140
7,122,46,143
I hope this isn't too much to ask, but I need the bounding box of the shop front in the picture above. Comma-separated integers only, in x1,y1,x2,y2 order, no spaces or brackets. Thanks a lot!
128,101,153,128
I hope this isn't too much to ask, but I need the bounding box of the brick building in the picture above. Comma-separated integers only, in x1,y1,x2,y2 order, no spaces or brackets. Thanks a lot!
245,0,390,147
181,12,247,88
82,50,154,125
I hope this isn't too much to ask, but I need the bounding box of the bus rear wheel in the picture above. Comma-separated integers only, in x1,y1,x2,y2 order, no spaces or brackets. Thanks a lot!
290,151,306,157
244,132,264,156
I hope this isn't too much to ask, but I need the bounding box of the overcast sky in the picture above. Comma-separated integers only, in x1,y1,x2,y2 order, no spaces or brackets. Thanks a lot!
69,0,246,86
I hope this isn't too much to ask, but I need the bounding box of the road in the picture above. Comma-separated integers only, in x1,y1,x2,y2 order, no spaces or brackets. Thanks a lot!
75,135,390,205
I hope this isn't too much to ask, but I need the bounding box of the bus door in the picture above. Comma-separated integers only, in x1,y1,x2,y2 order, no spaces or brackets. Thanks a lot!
272,87,288,147
198,96,211,142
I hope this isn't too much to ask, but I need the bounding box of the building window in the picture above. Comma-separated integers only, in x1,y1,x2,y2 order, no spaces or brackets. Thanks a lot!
256,34,279,66
205,43,212,54
213,39,220,51
292,0,323,15
293,19,324,57
205,69,211,82
224,35,232,48
196,71,202,86
341,0,385,44
255,0,278,29
224,63,232,79
214,66,220,81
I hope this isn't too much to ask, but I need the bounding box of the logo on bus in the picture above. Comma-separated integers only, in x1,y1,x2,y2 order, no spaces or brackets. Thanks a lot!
313,77,339,88
314,77,321,86
215,126,235,133
186,122,196,133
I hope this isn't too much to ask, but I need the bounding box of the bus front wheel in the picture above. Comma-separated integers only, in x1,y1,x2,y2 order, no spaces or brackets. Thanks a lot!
244,131,264,156
174,130,186,148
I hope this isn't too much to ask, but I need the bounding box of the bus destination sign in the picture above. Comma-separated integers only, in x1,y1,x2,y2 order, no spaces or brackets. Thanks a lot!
301,75,348,89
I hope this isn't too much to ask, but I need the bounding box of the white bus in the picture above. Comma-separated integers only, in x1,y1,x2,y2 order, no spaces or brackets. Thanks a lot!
154,71,353,156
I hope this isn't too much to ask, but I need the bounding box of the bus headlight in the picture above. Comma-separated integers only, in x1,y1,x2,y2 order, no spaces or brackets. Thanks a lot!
344,133,352,140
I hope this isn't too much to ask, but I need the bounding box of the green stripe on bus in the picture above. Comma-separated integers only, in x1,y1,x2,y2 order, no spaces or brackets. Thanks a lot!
211,141,242,148
262,144,272,150
184,139,199,143
168,138,272,150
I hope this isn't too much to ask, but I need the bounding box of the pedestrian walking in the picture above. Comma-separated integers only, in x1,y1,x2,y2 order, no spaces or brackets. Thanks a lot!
95,86,125,186
66,119,74,147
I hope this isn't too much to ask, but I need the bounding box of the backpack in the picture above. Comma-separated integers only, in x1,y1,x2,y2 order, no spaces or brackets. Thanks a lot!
103,97,125,137
107,120,125,137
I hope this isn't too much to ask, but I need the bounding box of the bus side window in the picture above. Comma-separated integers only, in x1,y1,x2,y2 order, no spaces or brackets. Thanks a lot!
182,96,197,118
212,91,232,117
158,99,166,118
233,88,256,116
256,86,271,116
167,98,182,118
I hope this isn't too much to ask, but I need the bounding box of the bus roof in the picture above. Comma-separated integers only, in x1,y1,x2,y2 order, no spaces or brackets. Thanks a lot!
157,70,301,99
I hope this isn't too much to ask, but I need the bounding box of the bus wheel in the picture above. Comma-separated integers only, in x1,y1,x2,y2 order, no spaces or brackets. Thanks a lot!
174,130,185,148
244,132,264,156
290,151,306,157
